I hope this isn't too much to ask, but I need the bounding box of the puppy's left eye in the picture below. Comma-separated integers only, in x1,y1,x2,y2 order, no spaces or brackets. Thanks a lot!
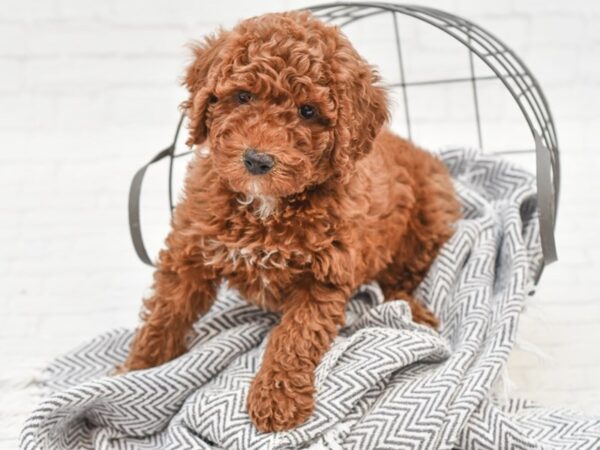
298,104,317,120
236,91,253,104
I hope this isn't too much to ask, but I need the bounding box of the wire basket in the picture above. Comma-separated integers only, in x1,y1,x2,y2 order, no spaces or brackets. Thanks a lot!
129,2,559,283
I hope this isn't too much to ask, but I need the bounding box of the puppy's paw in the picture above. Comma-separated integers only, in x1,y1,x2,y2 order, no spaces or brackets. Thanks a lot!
247,368,315,433
113,353,154,375
111,364,129,376
410,302,440,329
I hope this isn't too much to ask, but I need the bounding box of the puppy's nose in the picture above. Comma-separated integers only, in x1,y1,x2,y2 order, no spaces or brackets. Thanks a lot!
243,148,275,175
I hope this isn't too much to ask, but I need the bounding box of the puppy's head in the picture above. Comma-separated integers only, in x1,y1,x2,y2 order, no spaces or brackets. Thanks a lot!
183,11,388,199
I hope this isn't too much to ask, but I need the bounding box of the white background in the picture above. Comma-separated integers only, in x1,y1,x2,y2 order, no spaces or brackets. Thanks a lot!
1,0,600,447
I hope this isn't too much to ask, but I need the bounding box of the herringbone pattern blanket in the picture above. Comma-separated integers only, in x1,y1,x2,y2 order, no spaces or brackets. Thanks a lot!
20,149,600,449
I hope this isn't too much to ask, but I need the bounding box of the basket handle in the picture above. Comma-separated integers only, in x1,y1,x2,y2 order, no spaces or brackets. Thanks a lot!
128,114,185,267
534,132,558,282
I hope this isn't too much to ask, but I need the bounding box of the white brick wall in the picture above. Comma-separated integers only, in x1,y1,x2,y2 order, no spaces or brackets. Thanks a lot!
1,0,600,447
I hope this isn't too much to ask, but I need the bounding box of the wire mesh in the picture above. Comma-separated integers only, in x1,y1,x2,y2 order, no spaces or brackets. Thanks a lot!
308,2,560,214
137,2,560,281
307,2,559,280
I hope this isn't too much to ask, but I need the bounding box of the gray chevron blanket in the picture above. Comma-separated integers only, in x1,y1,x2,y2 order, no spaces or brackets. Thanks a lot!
21,149,600,449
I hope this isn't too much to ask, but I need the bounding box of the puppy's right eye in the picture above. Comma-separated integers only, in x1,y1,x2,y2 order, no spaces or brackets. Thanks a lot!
236,91,252,104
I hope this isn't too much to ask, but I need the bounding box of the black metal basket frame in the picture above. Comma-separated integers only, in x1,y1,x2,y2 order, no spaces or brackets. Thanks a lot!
129,2,559,282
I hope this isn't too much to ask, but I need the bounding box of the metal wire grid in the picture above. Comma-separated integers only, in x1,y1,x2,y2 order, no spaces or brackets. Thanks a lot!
308,2,560,215
136,2,559,278
308,2,559,278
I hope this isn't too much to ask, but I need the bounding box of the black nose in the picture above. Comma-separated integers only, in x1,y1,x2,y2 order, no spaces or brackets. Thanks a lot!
243,148,275,175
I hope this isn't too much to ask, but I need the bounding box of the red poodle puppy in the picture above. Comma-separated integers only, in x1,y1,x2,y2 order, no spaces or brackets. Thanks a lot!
123,11,460,432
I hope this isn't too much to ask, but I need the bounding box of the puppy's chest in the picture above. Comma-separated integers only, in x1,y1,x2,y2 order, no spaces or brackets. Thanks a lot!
202,237,313,309
198,202,342,308
204,240,311,272
200,203,330,275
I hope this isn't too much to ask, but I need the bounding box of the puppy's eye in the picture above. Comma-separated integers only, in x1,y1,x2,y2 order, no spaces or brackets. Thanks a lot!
298,104,317,120
209,94,218,103
236,91,252,104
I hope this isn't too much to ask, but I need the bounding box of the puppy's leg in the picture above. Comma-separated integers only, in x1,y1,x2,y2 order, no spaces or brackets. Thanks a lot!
384,289,438,329
379,263,439,328
247,281,347,432
123,243,220,371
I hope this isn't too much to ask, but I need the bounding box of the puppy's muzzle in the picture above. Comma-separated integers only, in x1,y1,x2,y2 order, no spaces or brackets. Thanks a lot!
243,148,275,175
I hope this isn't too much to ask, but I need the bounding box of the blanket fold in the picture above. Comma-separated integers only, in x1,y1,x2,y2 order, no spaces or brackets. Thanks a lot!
20,149,600,449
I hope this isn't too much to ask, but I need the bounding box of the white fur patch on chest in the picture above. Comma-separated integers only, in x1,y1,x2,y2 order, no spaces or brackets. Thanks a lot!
203,239,289,270
202,238,312,308
229,246,288,270
238,183,278,220
254,195,278,219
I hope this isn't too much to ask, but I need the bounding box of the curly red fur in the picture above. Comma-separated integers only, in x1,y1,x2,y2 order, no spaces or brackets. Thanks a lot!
123,11,461,433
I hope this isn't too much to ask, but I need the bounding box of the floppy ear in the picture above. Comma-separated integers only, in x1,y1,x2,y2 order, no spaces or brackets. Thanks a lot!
182,30,230,147
331,52,389,182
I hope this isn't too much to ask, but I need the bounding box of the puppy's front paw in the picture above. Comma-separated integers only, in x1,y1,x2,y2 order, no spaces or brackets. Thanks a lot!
111,364,129,376
409,301,440,329
247,367,315,433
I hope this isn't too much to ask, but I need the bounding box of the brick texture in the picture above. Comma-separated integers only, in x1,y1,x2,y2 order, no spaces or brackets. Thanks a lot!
1,0,599,447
